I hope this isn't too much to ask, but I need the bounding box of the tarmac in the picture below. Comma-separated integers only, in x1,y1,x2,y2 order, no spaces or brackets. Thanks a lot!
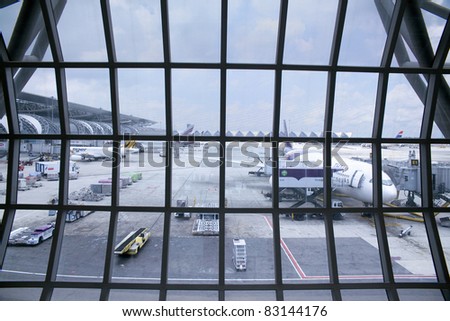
0,143,449,300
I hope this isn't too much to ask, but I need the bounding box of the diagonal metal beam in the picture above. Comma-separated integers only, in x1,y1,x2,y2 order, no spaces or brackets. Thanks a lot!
324,0,347,302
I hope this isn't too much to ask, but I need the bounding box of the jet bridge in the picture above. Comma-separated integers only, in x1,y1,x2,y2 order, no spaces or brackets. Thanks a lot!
383,151,450,206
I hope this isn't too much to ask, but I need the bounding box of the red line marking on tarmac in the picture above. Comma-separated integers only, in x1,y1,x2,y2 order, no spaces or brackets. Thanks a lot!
262,216,437,281
263,216,306,279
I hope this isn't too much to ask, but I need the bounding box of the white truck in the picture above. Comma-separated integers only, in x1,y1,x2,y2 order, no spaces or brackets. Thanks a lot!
34,161,79,180
8,222,55,245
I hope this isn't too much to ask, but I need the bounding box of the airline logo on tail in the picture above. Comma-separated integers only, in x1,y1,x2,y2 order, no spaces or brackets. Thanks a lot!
395,130,404,138
124,140,137,149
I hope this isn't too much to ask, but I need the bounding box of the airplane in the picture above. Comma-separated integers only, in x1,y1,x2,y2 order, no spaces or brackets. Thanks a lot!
267,151,398,207
159,124,196,157
70,140,139,161
176,123,195,147
361,130,405,148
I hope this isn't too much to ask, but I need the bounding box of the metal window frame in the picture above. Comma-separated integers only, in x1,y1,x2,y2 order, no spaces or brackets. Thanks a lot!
0,0,449,301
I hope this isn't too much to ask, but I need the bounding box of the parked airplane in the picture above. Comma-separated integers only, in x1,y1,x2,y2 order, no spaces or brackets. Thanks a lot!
159,124,196,157
70,141,139,161
176,123,195,147
269,151,397,206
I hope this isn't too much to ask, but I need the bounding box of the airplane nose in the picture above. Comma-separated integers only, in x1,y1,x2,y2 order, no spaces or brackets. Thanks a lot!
382,184,398,203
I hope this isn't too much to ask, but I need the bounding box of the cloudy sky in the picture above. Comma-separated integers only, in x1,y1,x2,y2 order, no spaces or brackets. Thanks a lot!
0,0,449,138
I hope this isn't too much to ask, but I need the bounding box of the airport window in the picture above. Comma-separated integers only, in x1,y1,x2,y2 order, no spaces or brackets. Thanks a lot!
0,0,449,302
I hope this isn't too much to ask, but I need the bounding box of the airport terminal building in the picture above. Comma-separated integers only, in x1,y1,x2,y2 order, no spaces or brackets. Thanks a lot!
0,0,449,301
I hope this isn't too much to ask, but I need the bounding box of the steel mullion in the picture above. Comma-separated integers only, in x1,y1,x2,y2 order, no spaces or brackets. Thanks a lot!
99,0,120,301
270,0,289,302
218,0,228,302
0,33,24,269
159,0,173,301
36,0,69,301
323,0,347,301
371,0,406,301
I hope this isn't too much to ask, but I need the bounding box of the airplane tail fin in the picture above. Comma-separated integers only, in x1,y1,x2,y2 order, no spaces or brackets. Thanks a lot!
124,140,137,149
180,124,194,136
395,130,404,138
283,120,289,137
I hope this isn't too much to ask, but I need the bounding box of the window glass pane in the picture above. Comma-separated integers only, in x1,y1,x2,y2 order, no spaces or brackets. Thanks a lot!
225,142,272,208
0,140,8,204
56,0,107,61
0,2,22,48
226,70,274,136
334,214,383,283
341,289,388,301
421,9,448,54
225,290,276,301
227,0,279,63
0,2,52,61
168,0,220,63
17,139,61,205
56,211,109,283
339,0,390,66
333,73,378,138
383,74,425,138
283,0,337,65
1,210,55,282
385,214,438,283
168,212,218,284
280,71,326,137
0,288,42,301
225,214,275,284
112,212,164,284
280,213,329,283
167,291,217,301
382,143,420,207
171,141,219,207
119,140,165,207
278,141,325,209
431,143,450,275
172,69,220,135
110,0,164,62
432,75,449,139
118,69,166,135
284,290,332,301
332,143,380,208
17,68,59,134
431,144,450,209
66,69,112,135
51,288,101,301
397,289,444,301
69,140,112,207
0,84,9,134
109,289,159,301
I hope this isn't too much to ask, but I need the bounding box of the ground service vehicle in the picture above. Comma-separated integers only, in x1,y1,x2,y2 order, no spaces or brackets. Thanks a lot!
174,197,191,218
232,238,247,271
114,228,150,255
48,209,94,222
8,223,55,245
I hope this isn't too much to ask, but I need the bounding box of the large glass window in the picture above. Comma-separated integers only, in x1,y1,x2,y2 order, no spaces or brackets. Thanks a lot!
0,0,449,302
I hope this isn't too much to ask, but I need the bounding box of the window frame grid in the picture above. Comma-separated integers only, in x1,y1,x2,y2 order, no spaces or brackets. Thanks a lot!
0,0,449,301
